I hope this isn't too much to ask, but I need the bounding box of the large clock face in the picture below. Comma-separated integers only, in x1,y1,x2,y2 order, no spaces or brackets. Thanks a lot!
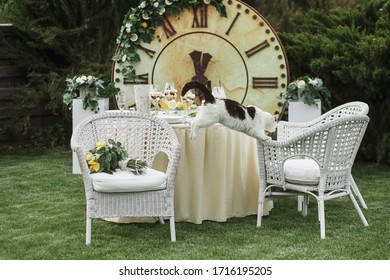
113,0,289,114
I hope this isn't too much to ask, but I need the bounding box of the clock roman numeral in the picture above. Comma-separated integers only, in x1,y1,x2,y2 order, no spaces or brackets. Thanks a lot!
245,40,270,58
124,73,149,84
192,4,208,28
162,14,177,39
253,77,278,89
225,12,241,35
136,44,156,59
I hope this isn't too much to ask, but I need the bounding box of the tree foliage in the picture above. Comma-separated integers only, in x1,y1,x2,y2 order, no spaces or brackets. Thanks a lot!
0,0,133,142
1,0,389,163
281,0,390,162
245,0,358,32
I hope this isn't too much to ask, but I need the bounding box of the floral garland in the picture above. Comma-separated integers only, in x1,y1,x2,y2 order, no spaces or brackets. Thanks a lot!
113,0,226,81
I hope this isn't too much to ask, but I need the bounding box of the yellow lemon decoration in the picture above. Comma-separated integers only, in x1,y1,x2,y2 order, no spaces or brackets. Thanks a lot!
161,100,168,109
177,101,187,110
168,100,177,110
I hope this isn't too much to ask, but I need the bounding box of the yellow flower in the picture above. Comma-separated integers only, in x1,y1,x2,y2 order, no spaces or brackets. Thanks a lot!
96,140,107,148
88,160,100,173
141,22,148,29
85,152,94,161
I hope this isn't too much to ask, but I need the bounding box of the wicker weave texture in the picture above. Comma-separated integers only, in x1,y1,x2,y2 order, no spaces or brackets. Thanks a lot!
71,111,181,243
259,115,369,191
257,113,370,238
278,101,369,140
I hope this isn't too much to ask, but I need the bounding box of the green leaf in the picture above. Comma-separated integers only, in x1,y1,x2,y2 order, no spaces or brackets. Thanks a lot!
111,152,118,169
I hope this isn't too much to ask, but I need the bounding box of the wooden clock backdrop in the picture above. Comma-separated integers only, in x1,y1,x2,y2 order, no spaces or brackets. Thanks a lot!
112,0,289,114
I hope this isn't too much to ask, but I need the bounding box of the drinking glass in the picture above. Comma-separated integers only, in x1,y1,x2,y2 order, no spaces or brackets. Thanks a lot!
212,86,226,99
116,92,126,111
149,84,162,114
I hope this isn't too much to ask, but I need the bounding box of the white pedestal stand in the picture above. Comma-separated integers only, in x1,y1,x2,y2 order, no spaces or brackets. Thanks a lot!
72,98,109,174
288,100,321,122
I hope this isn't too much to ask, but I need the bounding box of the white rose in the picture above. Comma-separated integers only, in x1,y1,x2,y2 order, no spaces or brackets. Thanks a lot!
153,2,159,7
130,33,138,42
315,78,323,87
139,1,146,8
122,54,127,62
165,0,173,5
297,80,306,90
142,12,150,20
118,159,130,171
308,78,318,86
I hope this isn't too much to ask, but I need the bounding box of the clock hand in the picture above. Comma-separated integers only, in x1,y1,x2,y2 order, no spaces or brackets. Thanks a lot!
189,50,212,85
189,50,213,103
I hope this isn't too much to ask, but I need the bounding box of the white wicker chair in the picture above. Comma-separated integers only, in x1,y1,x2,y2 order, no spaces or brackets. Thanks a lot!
257,114,370,239
278,101,369,209
71,111,181,244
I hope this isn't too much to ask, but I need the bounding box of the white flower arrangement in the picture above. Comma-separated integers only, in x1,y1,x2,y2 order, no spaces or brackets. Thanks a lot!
281,76,331,107
63,75,106,113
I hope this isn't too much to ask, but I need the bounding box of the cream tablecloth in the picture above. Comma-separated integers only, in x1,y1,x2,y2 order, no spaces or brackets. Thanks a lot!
111,123,272,224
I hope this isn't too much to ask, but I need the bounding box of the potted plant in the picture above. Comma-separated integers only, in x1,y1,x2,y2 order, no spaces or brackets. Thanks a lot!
280,76,331,122
63,75,107,113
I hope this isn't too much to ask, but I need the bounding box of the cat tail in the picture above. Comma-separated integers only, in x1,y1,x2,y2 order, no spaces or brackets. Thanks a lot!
181,81,215,103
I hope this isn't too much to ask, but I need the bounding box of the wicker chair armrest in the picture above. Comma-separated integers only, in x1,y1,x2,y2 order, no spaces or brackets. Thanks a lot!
277,121,314,141
163,143,181,192
72,146,94,195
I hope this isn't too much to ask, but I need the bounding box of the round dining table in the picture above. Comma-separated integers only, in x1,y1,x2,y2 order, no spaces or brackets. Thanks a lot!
110,122,273,224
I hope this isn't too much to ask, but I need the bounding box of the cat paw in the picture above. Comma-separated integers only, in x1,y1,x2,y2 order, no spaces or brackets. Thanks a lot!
259,135,271,141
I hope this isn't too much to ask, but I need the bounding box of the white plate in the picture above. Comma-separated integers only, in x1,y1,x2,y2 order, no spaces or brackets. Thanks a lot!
156,114,185,124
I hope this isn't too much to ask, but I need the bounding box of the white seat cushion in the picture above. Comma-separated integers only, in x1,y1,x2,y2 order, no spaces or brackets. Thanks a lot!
91,168,168,193
284,158,320,185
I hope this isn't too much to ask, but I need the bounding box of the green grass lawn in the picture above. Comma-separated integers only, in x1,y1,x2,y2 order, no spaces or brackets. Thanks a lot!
0,150,389,260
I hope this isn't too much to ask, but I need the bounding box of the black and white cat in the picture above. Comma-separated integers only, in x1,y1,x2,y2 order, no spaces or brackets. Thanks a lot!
181,81,277,140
